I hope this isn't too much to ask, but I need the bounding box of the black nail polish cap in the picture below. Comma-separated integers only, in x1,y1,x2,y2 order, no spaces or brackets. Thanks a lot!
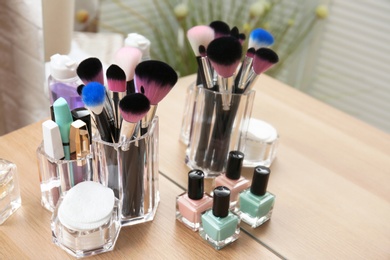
250,166,271,196
212,186,231,218
226,151,244,180
187,169,205,200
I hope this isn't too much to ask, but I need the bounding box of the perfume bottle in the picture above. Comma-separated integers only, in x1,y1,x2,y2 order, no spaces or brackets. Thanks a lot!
214,151,250,207
48,54,84,110
199,186,240,250
176,169,213,231
236,165,275,228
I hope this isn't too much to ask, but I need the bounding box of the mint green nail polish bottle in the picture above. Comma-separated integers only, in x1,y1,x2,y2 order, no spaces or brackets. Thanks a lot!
199,186,240,250
236,165,275,228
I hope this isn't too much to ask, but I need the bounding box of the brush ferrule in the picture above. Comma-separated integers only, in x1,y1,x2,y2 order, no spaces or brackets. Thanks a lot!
236,56,254,91
217,75,235,110
140,105,157,135
199,57,213,89
120,121,138,151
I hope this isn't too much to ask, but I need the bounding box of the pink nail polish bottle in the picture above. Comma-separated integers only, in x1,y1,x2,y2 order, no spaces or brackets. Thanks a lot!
214,151,250,208
176,169,213,231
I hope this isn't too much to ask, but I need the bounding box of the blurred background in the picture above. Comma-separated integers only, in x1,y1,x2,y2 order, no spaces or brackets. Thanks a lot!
0,0,389,136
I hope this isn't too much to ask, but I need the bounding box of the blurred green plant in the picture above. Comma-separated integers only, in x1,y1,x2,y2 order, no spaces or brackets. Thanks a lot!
99,0,328,77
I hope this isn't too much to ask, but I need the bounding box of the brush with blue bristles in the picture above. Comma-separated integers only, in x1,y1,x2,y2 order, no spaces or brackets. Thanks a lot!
248,28,274,50
81,82,115,143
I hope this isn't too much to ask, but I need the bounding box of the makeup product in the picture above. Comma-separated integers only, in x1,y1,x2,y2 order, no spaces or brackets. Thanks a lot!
209,20,231,38
81,82,115,143
71,107,92,144
248,28,274,50
186,25,215,87
53,97,73,160
106,64,127,142
51,181,121,258
124,33,151,61
176,169,213,231
214,151,250,207
70,120,91,185
134,60,178,135
48,54,84,110
199,186,240,250
40,120,64,209
243,118,278,167
236,165,275,228
0,159,21,225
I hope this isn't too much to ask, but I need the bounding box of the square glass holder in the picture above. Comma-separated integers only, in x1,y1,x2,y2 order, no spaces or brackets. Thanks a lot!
93,116,160,226
0,159,21,225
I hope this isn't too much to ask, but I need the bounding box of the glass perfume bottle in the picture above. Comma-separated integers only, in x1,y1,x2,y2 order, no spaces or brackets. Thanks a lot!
48,54,84,110
236,165,275,228
176,169,213,231
199,186,240,250
214,151,250,207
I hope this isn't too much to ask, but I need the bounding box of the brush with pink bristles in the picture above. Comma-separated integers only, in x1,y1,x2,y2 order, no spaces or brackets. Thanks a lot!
244,47,279,93
186,25,215,88
119,93,150,147
106,64,127,142
206,36,242,110
134,60,178,135
76,57,105,85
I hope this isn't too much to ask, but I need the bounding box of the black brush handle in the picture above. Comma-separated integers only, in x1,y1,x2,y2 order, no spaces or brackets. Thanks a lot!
94,108,115,143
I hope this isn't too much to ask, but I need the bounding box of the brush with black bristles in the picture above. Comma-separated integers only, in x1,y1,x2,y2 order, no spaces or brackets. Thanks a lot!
118,93,150,217
186,25,215,88
134,60,178,135
244,47,279,93
209,20,231,38
106,64,127,142
113,46,142,95
77,57,115,127
206,36,242,110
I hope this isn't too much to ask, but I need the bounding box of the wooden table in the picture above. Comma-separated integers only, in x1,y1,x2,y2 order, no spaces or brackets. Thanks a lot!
0,74,389,259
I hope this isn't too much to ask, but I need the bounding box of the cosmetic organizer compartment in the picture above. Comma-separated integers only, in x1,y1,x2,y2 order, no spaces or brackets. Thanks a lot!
93,116,160,226
0,159,21,225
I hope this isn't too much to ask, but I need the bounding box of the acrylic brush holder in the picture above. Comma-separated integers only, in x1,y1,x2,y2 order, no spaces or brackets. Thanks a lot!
185,86,255,178
93,116,160,226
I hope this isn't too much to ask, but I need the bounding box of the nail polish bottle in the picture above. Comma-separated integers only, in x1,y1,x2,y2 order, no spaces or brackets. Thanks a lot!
176,169,213,231
236,165,275,228
199,186,240,250
214,151,250,207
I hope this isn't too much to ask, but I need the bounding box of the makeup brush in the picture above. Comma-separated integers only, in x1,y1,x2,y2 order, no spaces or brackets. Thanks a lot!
134,60,178,134
119,93,151,148
81,82,115,143
244,47,279,93
76,57,104,85
235,47,256,93
186,25,215,87
230,26,246,45
207,36,242,109
248,28,274,50
209,20,230,38
106,64,127,142
113,46,142,95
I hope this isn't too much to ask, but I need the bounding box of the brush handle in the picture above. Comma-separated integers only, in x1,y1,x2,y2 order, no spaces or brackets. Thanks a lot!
110,91,125,142
235,56,254,92
94,108,115,143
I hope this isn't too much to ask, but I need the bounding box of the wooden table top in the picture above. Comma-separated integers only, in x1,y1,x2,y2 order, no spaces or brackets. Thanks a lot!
0,74,389,259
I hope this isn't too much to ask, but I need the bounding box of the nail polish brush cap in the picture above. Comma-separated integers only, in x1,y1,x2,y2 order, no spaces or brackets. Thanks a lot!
226,151,244,180
187,169,205,200
250,166,271,196
212,186,231,218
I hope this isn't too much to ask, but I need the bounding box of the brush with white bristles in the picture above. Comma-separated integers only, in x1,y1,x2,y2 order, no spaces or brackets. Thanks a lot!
244,47,279,93
113,46,142,95
134,60,178,134
186,25,215,88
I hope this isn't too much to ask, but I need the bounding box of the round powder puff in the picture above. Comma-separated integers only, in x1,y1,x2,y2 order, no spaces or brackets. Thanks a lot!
58,181,115,231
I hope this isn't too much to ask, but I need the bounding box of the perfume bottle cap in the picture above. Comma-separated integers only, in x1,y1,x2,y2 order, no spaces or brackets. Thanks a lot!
188,169,205,200
250,165,270,196
212,186,231,218
226,151,244,180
